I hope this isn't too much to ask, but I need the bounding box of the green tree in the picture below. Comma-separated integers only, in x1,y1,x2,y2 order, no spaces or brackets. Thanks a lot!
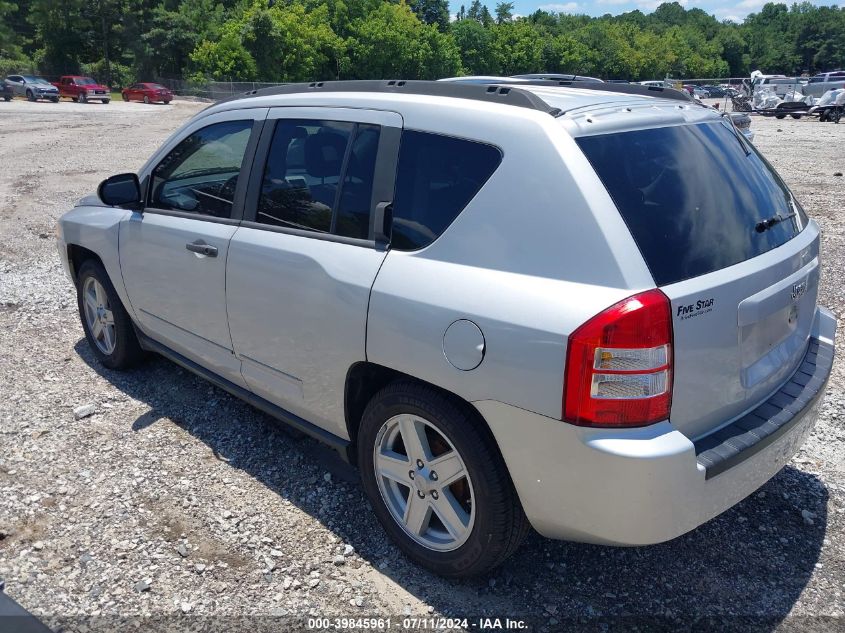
346,2,461,79
410,0,450,32
494,1,513,24
451,18,494,74
491,20,543,75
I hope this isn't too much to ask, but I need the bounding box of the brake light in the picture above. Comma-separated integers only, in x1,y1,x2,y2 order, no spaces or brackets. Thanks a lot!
563,289,673,427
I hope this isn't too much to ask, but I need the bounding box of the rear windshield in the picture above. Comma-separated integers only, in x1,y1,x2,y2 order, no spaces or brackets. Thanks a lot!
576,120,807,286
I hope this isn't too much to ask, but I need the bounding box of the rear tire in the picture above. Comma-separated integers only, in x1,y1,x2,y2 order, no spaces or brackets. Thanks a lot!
102,99,110,104
122,93,129,102
775,113,786,119
791,114,802,119
76,259,144,370
143,95,150,104
358,381,528,578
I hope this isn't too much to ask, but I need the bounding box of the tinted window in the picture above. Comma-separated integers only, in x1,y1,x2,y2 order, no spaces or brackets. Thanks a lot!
257,119,381,239
576,121,807,286
258,120,354,233
335,124,380,239
391,131,501,250
150,120,253,218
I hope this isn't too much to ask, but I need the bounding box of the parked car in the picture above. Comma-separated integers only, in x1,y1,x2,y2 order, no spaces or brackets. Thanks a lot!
57,80,836,578
2,82,12,102
4,75,59,102
121,82,173,104
702,85,726,97
54,76,110,103
802,70,845,98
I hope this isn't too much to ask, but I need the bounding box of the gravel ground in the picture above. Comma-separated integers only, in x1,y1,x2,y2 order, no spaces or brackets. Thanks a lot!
1,98,844,631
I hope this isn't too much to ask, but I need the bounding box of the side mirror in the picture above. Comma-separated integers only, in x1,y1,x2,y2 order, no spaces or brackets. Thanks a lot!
98,173,142,208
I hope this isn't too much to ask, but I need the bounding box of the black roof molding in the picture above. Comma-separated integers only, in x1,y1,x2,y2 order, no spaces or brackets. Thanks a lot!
238,80,561,115
230,79,693,115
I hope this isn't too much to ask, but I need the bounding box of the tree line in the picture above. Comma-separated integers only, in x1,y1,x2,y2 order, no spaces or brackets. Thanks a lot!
1,0,844,88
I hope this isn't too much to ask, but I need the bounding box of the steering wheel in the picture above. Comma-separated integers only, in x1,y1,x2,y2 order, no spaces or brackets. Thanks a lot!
220,175,239,201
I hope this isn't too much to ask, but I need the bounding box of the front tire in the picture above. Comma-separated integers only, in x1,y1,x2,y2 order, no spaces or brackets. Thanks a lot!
143,95,150,104
102,99,110,104
26,90,34,102
76,260,143,370
79,92,87,103
358,382,528,577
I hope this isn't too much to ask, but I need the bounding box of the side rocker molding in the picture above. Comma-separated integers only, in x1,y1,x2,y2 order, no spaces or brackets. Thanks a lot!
135,328,352,460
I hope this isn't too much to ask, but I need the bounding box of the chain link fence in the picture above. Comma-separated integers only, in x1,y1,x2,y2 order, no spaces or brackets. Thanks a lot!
153,78,288,101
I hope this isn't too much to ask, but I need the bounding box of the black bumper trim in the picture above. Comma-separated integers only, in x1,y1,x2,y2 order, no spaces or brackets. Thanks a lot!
694,337,834,480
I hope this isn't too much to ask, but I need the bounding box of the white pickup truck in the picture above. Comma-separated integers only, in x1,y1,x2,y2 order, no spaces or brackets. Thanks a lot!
802,71,845,98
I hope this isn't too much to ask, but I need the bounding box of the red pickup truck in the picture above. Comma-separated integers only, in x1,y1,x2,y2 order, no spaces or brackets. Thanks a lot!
53,76,111,104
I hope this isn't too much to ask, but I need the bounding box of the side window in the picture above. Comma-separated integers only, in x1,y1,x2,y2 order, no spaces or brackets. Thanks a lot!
336,124,380,239
150,120,253,218
390,131,502,251
257,119,381,239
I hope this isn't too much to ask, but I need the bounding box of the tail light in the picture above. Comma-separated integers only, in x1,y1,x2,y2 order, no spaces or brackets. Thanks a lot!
563,289,673,427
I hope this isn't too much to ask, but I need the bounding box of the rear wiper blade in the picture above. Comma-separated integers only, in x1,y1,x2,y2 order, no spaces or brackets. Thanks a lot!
755,212,796,233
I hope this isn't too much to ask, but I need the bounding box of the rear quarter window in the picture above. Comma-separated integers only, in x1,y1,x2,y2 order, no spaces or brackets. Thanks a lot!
390,131,501,251
576,121,807,286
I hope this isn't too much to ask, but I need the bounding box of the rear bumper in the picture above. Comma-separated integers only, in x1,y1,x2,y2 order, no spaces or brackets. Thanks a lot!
477,306,835,546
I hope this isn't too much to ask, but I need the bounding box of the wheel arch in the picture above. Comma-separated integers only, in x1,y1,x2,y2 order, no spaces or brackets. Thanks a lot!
343,361,503,468
66,243,104,285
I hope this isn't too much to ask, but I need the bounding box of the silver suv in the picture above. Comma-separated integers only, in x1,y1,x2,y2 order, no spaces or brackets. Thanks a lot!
57,80,836,577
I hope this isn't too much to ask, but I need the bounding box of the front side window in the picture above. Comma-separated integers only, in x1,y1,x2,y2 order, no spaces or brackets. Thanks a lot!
150,120,253,218
257,119,381,239
390,131,502,251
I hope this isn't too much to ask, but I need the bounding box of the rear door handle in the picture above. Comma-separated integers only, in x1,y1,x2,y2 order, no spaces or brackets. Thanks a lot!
186,240,218,257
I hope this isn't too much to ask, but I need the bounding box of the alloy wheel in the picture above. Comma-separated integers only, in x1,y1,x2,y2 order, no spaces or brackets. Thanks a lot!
82,277,116,355
373,414,475,552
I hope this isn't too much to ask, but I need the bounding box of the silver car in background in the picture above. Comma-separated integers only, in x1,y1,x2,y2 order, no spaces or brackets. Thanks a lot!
4,75,59,102
56,80,835,578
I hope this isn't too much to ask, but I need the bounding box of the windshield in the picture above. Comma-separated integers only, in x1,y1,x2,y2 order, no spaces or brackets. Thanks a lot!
576,120,807,286
22,75,46,83
77,77,97,85
148,84,167,90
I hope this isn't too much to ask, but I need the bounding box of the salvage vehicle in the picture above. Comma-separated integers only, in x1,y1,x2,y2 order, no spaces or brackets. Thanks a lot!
54,76,110,103
809,88,845,123
4,75,59,102
57,80,836,578
802,70,845,99
121,82,173,104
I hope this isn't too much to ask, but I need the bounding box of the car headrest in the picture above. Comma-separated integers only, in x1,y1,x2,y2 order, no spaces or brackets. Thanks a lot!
304,132,347,178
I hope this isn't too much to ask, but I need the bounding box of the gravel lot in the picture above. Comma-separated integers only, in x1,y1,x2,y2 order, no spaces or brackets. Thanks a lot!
1,98,844,631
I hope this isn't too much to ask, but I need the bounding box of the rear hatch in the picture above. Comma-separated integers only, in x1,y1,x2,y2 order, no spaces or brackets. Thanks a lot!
577,118,819,440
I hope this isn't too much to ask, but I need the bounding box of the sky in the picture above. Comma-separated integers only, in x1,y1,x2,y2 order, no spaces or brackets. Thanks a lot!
460,0,845,24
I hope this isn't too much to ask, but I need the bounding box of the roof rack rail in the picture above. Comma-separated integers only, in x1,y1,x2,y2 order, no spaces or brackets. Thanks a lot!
514,79,694,103
238,80,562,115
230,78,693,116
